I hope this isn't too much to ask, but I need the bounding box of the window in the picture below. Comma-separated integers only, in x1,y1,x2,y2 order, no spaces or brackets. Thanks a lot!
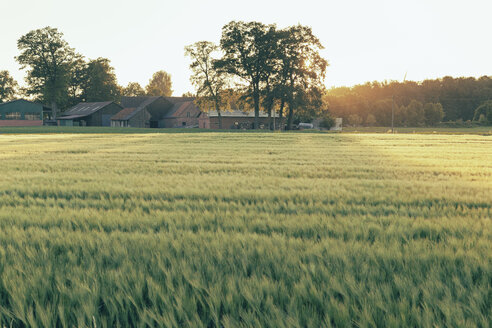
5,112,21,120
187,112,191,118
182,122,186,126
25,113,41,120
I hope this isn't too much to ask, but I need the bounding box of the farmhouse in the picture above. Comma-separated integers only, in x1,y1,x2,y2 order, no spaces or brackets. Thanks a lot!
58,102,123,126
199,110,278,129
0,99,51,126
116,96,201,128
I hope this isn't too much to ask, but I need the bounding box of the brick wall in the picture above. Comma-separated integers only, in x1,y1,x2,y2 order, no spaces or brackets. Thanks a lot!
204,116,273,129
0,120,43,127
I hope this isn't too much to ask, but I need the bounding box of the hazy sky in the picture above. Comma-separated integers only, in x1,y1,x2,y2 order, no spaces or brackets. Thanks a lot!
1,0,491,96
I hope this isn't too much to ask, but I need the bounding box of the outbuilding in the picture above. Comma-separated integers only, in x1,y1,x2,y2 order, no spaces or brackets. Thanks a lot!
110,107,151,128
58,102,123,126
0,99,51,126
118,96,201,128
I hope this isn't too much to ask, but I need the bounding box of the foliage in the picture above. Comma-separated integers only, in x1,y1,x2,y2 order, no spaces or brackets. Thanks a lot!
402,99,425,126
123,82,146,97
319,113,334,129
185,41,229,128
424,102,445,126
325,76,492,126
81,58,121,102
0,133,489,326
365,113,377,126
473,100,492,124
146,70,173,97
276,25,328,129
0,70,18,102
16,27,78,113
348,114,363,126
217,21,278,129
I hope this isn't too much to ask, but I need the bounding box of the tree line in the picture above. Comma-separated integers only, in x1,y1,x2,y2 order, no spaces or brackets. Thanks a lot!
0,27,173,117
2,25,491,127
185,21,328,130
324,77,492,126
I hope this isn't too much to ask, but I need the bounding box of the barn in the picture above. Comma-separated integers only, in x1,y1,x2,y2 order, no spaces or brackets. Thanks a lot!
199,110,278,129
110,107,151,128
58,102,123,126
118,96,201,128
0,99,51,127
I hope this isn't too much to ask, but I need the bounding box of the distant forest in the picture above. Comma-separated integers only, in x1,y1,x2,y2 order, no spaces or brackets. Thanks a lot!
323,76,492,127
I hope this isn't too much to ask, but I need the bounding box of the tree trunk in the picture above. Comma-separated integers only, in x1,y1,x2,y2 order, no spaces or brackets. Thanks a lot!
215,100,222,129
267,102,274,130
51,101,58,120
287,101,295,130
253,88,260,130
279,99,285,131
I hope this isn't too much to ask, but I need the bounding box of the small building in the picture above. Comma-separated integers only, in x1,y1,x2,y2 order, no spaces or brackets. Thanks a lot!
159,98,201,128
199,110,278,129
0,99,51,127
58,102,123,126
110,107,151,128
330,118,343,131
118,96,201,128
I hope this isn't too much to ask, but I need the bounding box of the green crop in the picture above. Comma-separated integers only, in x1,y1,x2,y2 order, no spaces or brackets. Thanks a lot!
0,132,490,327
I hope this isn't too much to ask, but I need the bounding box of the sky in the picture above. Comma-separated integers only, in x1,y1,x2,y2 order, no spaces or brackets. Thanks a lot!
1,0,491,96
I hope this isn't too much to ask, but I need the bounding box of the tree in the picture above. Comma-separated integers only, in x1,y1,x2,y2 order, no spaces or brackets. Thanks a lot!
185,41,229,129
402,99,425,126
79,58,121,102
146,71,173,96
423,102,444,126
366,114,377,126
66,56,87,107
0,70,18,102
16,26,77,117
123,82,145,97
473,100,492,124
217,21,278,129
275,25,328,130
348,114,362,126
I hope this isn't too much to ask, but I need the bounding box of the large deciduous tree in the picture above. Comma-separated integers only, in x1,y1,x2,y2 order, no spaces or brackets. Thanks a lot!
276,25,328,130
0,70,18,102
217,21,278,129
146,71,173,97
185,41,229,129
16,27,77,117
82,58,121,102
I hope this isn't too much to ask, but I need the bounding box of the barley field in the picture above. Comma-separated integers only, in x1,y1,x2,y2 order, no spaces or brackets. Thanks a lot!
0,132,490,327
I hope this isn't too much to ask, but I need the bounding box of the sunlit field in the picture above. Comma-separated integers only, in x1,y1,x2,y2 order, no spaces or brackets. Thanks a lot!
0,132,490,327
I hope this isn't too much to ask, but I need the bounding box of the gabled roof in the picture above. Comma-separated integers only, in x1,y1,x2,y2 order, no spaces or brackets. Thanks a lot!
164,97,195,104
62,101,115,117
119,96,203,120
163,101,200,118
120,96,161,109
111,107,141,121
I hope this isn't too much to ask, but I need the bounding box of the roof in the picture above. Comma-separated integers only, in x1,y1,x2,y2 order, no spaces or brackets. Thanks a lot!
61,101,114,117
0,99,51,110
164,97,195,104
120,96,201,120
120,96,161,109
111,107,141,121
206,110,278,118
163,101,200,118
